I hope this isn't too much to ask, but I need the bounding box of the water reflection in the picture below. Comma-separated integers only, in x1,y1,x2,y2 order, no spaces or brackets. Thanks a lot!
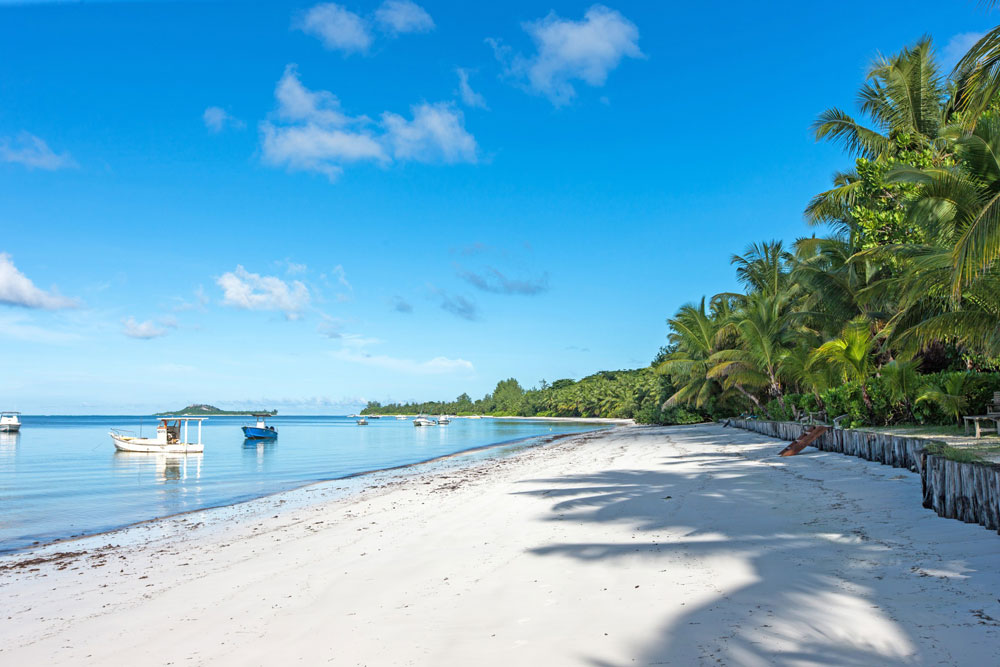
243,438,276,472
0,431,18,460
113,452,203,483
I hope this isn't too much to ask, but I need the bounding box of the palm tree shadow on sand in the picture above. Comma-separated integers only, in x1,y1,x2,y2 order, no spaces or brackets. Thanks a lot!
512,424,980,666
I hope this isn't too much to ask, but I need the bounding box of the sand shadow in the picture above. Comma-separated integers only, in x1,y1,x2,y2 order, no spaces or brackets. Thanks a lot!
515,424,929,665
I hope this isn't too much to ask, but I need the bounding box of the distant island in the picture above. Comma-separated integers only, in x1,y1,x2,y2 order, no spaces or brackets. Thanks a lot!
153,404,277,417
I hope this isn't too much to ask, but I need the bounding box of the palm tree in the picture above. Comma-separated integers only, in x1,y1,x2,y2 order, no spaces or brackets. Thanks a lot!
880,359,921,421
658,297,760,409
730,240,794,298
916,372,974,425
889,116,1000,295
813,36,950,160
707,291,798,409
812,317,879,416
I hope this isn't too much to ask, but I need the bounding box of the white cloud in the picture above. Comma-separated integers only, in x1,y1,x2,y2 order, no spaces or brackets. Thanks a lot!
456,68,488,109
332,348,474,375
260,66,477,180
382,102,477,163
0,132,76,170
217,265,311,319
203,106,245,133
332,264,352,290
286,260,308,275
943,31,985,71
492,4,642,106
122,316,175,340
0,253,79,309
295,3,372,54
374,0,434,35
274,64,351,126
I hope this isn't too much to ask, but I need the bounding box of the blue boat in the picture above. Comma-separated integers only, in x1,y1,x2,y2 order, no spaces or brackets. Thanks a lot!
242,414,277,440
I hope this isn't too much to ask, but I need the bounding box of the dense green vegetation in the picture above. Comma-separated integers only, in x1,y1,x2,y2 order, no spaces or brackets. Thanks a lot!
656,31,1000,428
361,369,702,424
154,404,277,416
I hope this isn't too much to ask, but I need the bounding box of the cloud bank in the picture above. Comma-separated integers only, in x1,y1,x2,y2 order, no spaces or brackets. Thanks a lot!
0,132,76,170
375,0,434,35
203,106,245,133
260,65,477,180
217,265,311,319
491,5,642,106
122,316,176,339
0,253,78,309
457,266,549,295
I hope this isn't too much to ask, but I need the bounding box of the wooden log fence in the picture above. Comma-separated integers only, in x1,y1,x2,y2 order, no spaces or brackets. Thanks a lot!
725,418,1000,534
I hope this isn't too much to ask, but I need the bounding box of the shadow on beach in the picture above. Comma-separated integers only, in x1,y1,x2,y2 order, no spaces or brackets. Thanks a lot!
514,424,978,666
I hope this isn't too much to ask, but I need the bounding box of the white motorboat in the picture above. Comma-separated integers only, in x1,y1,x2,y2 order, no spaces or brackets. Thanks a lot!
395,415,407,420
356,417,369,425
0,411,21,433
413,416,437,427
110,416,207,453
437,415,451,425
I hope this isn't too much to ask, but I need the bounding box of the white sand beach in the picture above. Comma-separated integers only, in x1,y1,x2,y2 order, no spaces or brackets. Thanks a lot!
2,424,998,665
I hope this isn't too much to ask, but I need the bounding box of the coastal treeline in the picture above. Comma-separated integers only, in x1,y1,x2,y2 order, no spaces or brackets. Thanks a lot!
657,31,1000,427
362,369,701,423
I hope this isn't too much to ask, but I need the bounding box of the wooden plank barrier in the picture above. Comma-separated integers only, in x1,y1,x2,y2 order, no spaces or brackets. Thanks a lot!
726,418,1000,534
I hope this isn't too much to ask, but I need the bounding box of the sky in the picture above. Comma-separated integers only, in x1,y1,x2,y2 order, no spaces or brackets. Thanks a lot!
0,0,995,414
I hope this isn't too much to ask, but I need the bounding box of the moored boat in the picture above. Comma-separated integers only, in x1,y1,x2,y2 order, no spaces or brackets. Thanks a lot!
242,414,278,440
356,417,369,425
437,415,451,425
413,415,436,427
0,411,21,433
110,416,206,453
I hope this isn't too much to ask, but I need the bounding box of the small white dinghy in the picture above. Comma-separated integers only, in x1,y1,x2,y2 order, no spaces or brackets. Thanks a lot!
110,417,207,453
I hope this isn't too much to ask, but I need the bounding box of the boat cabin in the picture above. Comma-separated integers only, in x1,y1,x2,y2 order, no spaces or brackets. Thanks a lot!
155,417,206,445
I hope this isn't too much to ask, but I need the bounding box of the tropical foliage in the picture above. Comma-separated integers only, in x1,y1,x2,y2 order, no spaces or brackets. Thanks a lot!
361,368,702,424
656,30,1000,427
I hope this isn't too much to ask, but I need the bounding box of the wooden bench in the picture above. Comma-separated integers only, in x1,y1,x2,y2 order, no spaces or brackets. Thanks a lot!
962,415,999,438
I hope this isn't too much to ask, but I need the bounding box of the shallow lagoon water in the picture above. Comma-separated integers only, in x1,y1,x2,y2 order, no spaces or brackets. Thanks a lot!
0,415,601,553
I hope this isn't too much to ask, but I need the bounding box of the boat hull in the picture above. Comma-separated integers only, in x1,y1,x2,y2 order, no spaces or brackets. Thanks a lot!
0,424,20,433
242,426,278,440
111,433,203,454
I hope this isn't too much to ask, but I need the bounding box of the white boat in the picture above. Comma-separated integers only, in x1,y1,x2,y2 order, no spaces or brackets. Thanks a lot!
395,415,407,420
110,416,207,453
356,417,368,425
413,416,437,427
437,415,451,425
0,411,21,433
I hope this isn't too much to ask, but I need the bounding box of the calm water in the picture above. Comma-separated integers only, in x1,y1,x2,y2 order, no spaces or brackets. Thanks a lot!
0,415,601,553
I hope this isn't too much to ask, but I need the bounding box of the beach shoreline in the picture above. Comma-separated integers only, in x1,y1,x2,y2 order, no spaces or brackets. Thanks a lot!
2,424,997,665
0,425,615,557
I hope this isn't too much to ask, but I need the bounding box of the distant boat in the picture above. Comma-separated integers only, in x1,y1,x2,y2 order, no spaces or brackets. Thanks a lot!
368,415,382,420
395,415,407,420
437,415,451,425
413,416,436,427
242,414,277,440
356,417,369,426
110,416,206,453
0,411,21,433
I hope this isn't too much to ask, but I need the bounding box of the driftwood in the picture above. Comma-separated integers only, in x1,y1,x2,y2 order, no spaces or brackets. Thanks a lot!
729,418,1000,534
778,425,828,457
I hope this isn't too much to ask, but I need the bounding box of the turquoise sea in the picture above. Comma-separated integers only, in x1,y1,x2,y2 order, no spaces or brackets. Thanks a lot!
0,415,602,553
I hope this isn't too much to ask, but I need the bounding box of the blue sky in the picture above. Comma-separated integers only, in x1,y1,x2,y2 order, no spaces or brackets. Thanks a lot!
0,0,994,413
